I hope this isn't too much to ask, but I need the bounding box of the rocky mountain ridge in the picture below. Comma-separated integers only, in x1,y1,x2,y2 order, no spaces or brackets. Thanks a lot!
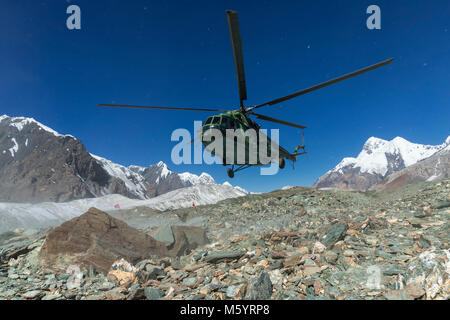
0,115,246,203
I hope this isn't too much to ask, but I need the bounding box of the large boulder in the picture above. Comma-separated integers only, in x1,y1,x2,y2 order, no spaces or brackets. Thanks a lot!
38,208,169,274
152,224,209,256
171,226,209,256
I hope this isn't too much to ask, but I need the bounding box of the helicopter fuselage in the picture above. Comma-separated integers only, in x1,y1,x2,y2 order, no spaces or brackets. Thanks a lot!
200,111,296,166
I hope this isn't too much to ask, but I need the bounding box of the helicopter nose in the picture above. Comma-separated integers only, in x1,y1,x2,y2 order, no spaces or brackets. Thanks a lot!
202,126,214,140
201,124,224,146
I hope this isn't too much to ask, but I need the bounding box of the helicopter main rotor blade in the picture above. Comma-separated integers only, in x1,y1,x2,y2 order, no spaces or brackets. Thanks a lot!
248,58,394,111
250,112,307,129
226,10,247,109
98,104,229,112
187,129,204,145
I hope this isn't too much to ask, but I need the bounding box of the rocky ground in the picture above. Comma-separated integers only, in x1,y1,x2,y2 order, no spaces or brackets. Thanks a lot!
0,179,449,300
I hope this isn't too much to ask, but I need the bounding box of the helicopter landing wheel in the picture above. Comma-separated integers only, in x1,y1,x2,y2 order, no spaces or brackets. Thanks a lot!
279,158,286,169
227,168,235,178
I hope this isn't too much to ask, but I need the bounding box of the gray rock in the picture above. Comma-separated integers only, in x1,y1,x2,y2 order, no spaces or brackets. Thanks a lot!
226,285,241,299
98,282,116,291
153,224,175,247
144,287,164,300
137,265,165,282
182,277,197,286
42,293,62,300
127,287,146,300
323,224,348,247
431,200,450,209
22,290,42,299
193,251,208,262
205,251,246,264
323,251,338,263
56,274,71,281
246,272,273,300
0,289,16,298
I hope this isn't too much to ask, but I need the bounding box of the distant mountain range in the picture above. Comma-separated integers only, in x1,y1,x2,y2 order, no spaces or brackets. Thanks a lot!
2,114,447,202
314,135,450,191
0,184,248,233
0,115,247,203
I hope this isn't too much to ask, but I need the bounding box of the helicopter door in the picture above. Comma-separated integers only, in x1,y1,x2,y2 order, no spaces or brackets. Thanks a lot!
223,117,232,129
229,118,236,129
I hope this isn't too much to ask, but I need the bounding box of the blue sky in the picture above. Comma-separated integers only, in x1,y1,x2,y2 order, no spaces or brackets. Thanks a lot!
1,0,449,193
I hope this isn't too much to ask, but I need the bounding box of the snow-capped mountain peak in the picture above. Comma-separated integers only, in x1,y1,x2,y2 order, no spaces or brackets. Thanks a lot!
314,135,449,191
333,136,445,177
0,114,74,139
90,154,148,199
128,165,146,174
93,157,231,198
222,181,249,194
156,161,171,179
443,135,450,150
179,172,215,185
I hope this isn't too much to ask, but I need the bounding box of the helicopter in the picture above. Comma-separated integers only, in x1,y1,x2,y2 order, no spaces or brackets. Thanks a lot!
99,10,393,178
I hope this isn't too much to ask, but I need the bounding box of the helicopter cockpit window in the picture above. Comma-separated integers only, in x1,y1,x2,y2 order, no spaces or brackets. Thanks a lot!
205,117,212,125
212,117,220,124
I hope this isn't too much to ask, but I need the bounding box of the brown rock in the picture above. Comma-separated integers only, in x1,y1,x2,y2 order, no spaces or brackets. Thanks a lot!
38,208,169,274
284,254,304,267
313,280,323,295
296,247,310,254
298,206,307,217
107,269,137,288
303,266,321,277
405,282,425,299
106,288,127,300
270,251,286,259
